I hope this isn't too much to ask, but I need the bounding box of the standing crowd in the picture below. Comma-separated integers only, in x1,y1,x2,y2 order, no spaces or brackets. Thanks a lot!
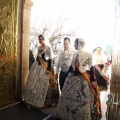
24,34,111,120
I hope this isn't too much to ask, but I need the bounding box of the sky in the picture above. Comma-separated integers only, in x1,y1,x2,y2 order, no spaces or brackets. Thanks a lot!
30,0,115,52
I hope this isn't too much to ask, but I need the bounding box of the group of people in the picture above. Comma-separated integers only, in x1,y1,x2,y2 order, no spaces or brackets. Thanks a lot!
23,34,111,120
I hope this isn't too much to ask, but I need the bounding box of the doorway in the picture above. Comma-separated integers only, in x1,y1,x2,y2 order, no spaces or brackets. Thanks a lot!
30,0,115,119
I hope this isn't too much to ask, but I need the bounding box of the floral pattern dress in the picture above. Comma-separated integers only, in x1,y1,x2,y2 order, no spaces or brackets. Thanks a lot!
56,50,101,120
56,73,95,120
24,45,59,108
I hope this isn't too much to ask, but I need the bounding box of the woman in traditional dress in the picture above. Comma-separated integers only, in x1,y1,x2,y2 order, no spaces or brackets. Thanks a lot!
56,38,101,120
93,47,109,91
93,47,110,119
24,35,59,109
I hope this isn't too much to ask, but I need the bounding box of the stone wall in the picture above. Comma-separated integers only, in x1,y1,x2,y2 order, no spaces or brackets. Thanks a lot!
21,0,33,98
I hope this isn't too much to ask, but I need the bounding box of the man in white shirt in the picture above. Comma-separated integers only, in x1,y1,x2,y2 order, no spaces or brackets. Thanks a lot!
55,37,75,91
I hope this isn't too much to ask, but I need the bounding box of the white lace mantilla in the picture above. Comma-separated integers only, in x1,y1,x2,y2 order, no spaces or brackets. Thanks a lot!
37,44,53,60
72,50,92,73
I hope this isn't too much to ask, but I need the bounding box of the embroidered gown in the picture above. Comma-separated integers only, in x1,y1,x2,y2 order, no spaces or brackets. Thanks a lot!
56,51,101,120
24,45,59,108
93,52,108,91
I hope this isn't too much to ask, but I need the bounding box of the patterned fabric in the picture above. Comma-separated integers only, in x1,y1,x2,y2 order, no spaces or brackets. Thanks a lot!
24,45,59,108
56,38,101,120
78,50,92,72
72,50,92,73
43,81,59,108
56,49,75,73
24,62,49,108
56,73,98,120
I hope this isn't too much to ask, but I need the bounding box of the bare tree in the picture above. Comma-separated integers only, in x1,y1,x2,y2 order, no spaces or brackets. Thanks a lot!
30,17,78,64
30,17,78,46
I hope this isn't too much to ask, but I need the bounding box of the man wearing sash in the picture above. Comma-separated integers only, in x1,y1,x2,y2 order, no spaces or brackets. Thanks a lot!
24,35,59,109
